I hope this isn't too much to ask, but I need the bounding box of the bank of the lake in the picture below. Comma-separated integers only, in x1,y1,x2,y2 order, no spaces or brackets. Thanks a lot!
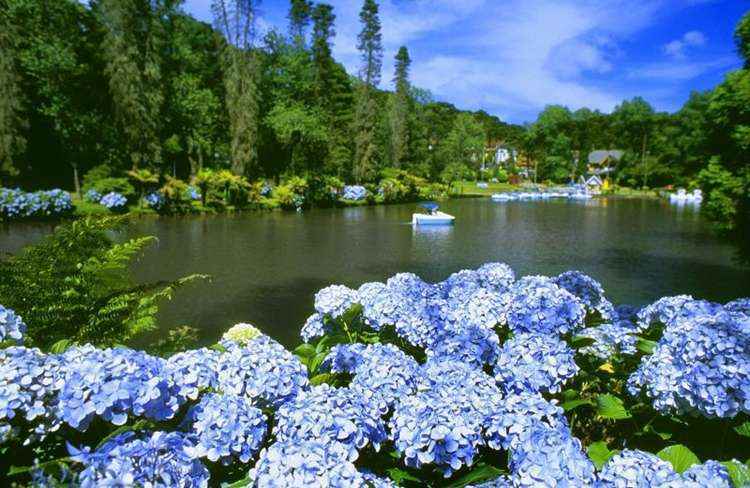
2,197,747,349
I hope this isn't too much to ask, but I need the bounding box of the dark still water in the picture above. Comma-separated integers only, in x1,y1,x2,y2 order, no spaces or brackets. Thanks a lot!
1,197,748,348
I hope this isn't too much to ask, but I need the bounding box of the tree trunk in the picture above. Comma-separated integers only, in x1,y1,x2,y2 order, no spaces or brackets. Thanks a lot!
72,163,81,198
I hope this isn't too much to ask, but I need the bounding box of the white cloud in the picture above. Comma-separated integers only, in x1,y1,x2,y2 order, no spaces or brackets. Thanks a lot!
663,30,706,59
180,0,733,122
628,57,736,81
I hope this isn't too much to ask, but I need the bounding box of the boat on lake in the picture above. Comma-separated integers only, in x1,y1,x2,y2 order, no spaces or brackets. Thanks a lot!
669,188,703,203
412,202,455,225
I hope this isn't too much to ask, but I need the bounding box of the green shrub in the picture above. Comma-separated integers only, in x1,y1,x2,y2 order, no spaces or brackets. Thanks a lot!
306,175,343,207
159,176,192,213
81,164,113,190
274,176,307,210
85,177,136,200
0,217,207,350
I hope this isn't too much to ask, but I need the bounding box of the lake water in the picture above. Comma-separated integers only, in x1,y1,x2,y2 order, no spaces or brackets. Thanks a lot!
1,197,748,348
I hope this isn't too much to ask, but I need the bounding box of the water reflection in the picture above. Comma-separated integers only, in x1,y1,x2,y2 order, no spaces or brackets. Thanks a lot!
0,197,747,348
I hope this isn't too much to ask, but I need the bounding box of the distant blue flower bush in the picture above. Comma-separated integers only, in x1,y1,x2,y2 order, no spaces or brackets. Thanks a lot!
144,191,166,210
342,185,367,201
2,263,750,486
99,191,127,211
83,189,101,203
0,188,73,221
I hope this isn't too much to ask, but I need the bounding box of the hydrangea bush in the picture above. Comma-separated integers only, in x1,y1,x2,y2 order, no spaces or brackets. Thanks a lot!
99,191,128,211
1,263,750,487
0,188,73,221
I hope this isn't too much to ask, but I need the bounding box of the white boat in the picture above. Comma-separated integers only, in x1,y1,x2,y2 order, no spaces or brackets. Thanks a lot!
568,192,593,200
669,188,703,203
491,193,516,202
412,202,455,225
412,211,455,225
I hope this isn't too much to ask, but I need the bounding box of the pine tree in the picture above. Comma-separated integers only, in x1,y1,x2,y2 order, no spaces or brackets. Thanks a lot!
98,0,166,170
288,0,312,47
0,4,26,176
212,0,261,177
353,0,383,182
389,46,411,168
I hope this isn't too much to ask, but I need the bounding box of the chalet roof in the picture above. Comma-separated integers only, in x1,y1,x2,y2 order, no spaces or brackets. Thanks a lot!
588,150,624,165
586,175,604,186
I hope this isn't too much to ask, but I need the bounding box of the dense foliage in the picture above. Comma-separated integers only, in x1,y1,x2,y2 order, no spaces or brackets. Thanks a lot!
0,217,206,350
1,263,749,486
0,0,747,236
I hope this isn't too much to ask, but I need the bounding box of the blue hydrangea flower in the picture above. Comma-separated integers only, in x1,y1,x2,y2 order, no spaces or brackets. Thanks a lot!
183,393,267,464
599,449,679,487
301,312,328,343
84,189,102,203
389,360,502,476
99,192,128,210
726,298,750,317
484,392,566,451
554,270,615,319
0,305,26,344
476,262,515,292
69,431,209,488
326,344,420,412
389,389,485,477
250,439,368,487
314,285,359,318
57,345,182,430
508,421,596,487
577,322,638,360
342,185,367,201
494,333,579,394
507,276,586,336
144,192,165,210
636,295,695,331
165,348,221,401
217,336,309,408
677,460,731,487
0,346,63,441
274,385,386,461
0,188,72,220
185,186,201,201
426,325,501,370
628,311,750,417
442,288,511,332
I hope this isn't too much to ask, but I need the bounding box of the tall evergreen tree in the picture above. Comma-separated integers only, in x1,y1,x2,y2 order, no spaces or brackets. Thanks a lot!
389,46,411,168
98,0,169,170
288,0,312,47
0,4,26,177
353,0,383,182
212,0,261,177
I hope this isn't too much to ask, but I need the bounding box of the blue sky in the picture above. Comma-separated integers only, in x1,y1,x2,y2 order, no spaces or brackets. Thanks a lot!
182,0,746,123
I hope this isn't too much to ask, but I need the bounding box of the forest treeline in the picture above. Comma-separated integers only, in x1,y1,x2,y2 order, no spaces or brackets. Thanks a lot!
0,0,747,235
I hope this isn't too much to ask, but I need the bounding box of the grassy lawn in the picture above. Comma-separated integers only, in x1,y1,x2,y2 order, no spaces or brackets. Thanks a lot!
452,180,520,197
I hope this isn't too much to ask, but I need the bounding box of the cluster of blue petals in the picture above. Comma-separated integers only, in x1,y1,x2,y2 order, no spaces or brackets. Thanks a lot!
0,305,26,344
69,431,209,487
342,185,367,201
3,262,750,486
145,191,166,210
494,333,579,394
628,306,750,417
183,393,267,464
0,188,73,220
217,336,309,408
273,384,386,461
99,191,127,210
